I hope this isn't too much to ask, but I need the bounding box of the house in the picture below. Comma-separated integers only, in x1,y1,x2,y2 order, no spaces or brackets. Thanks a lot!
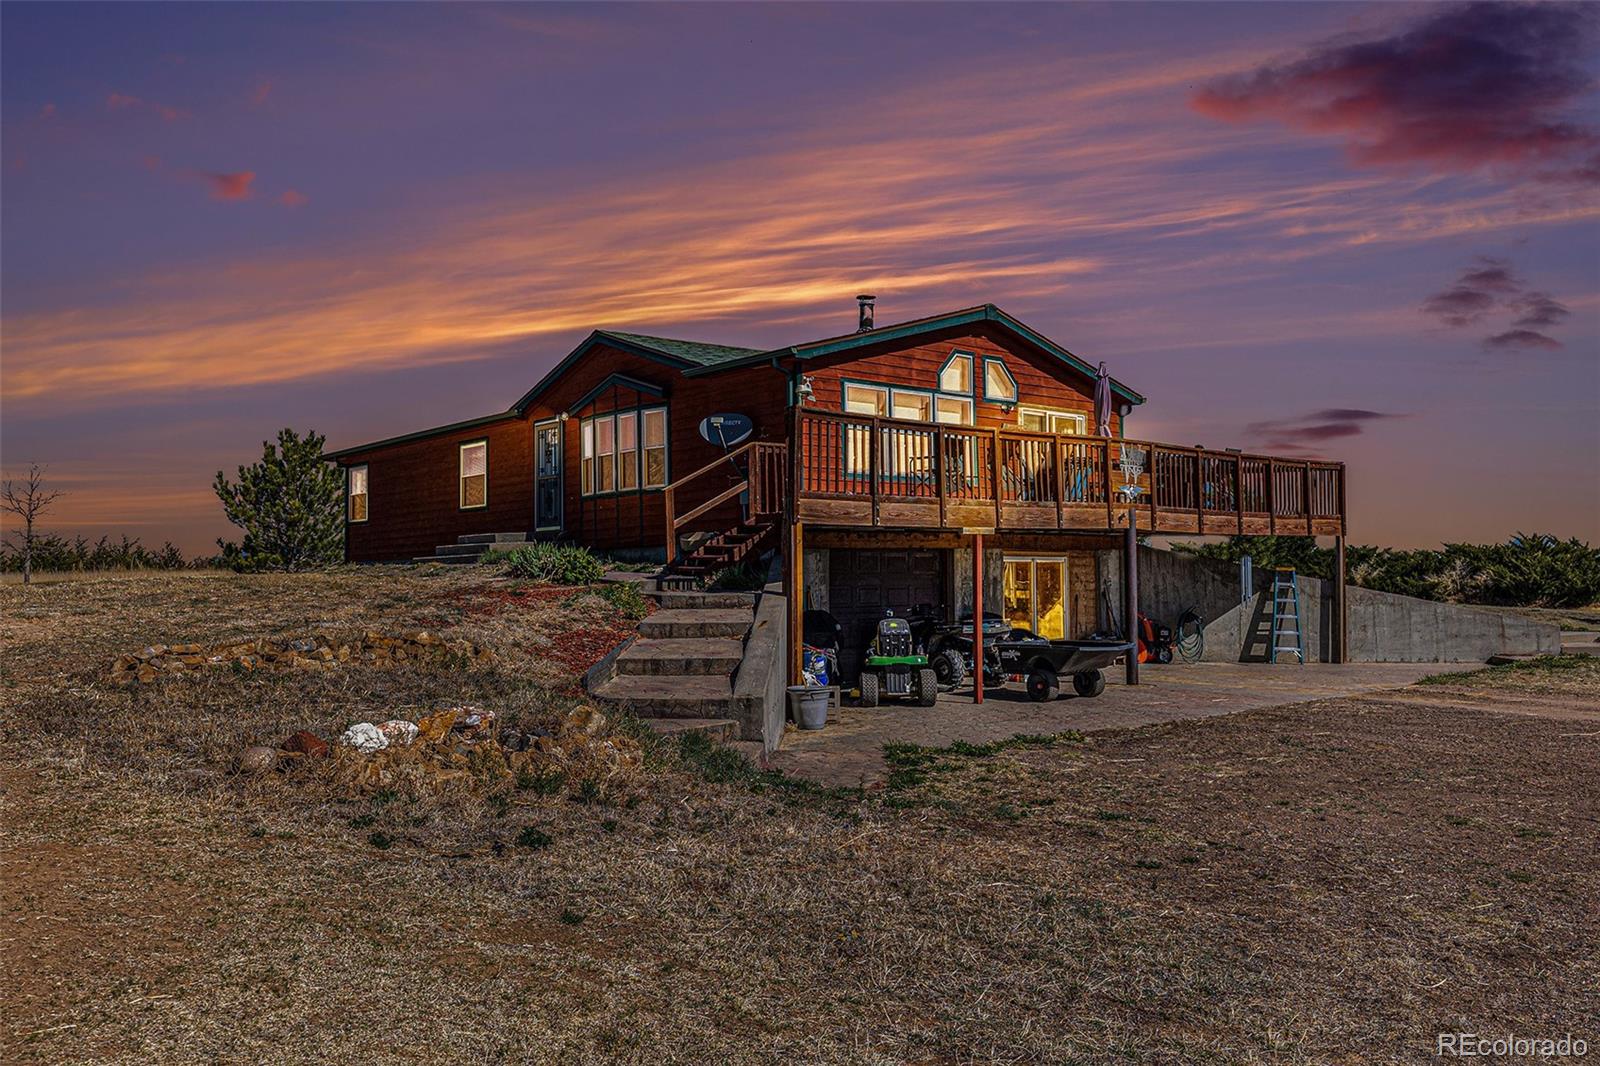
326,298,1349,685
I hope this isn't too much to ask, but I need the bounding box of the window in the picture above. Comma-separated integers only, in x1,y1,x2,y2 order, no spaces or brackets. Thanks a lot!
935,395,973,425
580,419,595,495
459,442,486,509
643,409,667,488
347,465,368,522
890,389,930,422
983,358,1017,403
595,417,615,493
843,382,888,416
1018,406,1088,435
617,412,638,491
939,352,973,393
581,406,668,496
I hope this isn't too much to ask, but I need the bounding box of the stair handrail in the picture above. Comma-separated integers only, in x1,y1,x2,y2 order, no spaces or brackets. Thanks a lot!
662,440,760,563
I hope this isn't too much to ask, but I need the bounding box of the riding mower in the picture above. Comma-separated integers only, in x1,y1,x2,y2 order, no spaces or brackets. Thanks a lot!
856,610,938,707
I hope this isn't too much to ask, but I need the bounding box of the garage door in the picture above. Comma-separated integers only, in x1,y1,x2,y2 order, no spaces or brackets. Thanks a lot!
827,549,945,682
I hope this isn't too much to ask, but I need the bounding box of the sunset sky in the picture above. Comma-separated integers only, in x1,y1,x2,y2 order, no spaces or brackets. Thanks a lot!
3,1,1596,553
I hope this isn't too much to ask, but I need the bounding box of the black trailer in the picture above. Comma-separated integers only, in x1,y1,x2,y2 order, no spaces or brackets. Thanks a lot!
992,633,1136,701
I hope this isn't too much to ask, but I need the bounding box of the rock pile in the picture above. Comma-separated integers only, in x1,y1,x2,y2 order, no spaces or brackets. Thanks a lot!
111,631,493,686
244,703,642,801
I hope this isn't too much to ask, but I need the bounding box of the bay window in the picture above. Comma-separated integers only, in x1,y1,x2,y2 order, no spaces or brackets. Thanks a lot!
580,406,669,496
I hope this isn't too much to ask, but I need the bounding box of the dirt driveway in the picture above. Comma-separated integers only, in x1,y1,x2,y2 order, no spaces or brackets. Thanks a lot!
770,661,1483,786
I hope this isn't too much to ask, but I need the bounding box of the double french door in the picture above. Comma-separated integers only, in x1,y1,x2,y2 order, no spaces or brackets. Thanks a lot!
1002,556,1068,639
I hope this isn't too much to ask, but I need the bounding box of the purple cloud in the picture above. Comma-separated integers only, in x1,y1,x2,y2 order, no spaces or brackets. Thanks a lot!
1510,292,1571,329
1192,3,1600,186
1483,329,1563,350
1247,409,1401,453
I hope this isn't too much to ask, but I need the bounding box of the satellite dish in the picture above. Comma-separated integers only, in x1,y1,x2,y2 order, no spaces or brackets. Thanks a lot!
699,413,754,448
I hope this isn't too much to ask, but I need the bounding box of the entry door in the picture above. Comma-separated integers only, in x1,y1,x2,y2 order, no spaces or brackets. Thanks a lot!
1002,557,1067,639
535,420,562,532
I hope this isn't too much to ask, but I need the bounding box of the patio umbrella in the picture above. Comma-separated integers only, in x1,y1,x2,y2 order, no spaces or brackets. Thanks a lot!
1093,361,1113,436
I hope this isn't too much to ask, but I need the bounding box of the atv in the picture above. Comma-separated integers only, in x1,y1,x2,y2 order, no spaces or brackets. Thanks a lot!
856,611,938,708
905,604,1008,690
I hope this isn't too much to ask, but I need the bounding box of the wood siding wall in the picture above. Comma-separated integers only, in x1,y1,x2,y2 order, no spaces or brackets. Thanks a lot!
336,344,786,561
341,415,533,562
800,324,1123,437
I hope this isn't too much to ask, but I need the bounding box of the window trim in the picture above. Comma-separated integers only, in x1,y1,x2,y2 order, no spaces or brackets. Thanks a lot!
982,357,1018,404
580,403,669,498
937,349,975,395
346,464,369,523
1016,405,1089,436
458,439,488,510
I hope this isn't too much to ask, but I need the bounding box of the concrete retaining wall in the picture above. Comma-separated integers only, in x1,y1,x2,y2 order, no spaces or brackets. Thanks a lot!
735,557,789,752
1098,545,1559,663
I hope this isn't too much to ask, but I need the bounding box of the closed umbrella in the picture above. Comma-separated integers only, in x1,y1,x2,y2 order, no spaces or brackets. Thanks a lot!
1093,361,1113,437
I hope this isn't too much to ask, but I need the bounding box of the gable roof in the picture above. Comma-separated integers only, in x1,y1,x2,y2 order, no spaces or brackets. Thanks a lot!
596,331,763,368
327,304,1143,460
685,304,1145,405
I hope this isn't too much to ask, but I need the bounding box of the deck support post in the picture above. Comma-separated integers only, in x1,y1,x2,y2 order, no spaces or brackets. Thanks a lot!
788,521,804,687
1334,535,1347,665
1124,508,1139,686
972,532,985,705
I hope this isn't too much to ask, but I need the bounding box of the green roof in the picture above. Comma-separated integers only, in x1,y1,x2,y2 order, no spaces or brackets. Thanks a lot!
595,330,764,368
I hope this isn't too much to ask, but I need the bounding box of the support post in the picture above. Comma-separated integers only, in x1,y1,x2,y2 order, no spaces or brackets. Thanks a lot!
1124,508,1139,686
1334,535,1347,665
663,487,676,563
788,521,804,686
973,533,985,705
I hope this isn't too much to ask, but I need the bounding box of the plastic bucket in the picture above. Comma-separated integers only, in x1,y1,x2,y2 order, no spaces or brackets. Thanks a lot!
788,685,830,730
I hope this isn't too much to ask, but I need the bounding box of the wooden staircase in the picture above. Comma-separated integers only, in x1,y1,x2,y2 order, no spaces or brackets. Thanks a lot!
659,439,787,591
658,521,776,591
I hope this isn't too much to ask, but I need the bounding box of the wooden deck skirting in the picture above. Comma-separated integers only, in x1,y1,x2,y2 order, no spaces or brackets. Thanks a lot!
787,409,1345,537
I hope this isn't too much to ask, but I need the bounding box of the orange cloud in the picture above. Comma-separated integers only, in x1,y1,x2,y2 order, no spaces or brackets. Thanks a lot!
7,52,1595,408
205,171,256,200
279,188,308,207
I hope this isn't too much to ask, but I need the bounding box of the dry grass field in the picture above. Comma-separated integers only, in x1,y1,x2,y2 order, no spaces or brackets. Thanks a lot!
3,570,1597,1064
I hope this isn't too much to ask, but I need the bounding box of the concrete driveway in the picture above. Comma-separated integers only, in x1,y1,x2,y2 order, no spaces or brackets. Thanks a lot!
767,660,1477,787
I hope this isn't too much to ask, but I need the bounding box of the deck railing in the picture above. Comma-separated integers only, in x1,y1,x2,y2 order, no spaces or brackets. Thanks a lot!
792,409,1345,536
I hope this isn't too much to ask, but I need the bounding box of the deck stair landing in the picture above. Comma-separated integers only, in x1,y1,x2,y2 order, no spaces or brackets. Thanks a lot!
413,532,526,566
590,591,761,742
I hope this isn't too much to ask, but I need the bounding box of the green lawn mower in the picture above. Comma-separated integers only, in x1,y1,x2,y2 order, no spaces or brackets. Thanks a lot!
856,611,938,708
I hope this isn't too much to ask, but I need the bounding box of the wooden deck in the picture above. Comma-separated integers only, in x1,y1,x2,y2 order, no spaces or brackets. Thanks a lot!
788,409,1345,537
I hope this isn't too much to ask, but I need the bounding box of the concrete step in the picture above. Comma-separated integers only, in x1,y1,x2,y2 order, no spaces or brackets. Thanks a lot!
641,718,740,742
616,638,744,677
591,674,737,718
650,590,757,610
434,543,490,557
458,532,529,545
412,554,481,565
638,608,753,640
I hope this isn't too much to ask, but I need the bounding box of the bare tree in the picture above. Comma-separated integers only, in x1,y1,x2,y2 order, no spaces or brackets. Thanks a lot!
2,464,65,586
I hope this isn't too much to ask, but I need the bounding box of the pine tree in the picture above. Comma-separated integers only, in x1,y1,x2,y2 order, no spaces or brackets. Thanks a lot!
213,428,345,571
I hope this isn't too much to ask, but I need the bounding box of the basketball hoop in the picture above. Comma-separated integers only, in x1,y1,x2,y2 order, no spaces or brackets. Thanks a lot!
1118,446,1146,501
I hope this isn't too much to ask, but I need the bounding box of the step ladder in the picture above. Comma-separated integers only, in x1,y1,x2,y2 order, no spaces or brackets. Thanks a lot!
1270,567,1305,664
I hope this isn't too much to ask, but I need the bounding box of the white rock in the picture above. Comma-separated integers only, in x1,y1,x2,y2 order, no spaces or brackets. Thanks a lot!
338,722,388,753
377,719,418,746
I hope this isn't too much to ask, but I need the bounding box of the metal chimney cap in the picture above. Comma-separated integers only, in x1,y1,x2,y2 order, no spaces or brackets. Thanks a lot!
856,293,876,301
